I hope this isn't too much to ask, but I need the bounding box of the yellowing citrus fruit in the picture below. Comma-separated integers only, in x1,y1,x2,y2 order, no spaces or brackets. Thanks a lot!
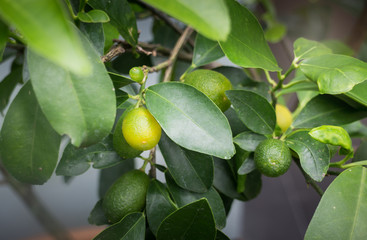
254,138,291,177
184,69,232,112
122,107,161,151
276,104,292,132
102,170,150,223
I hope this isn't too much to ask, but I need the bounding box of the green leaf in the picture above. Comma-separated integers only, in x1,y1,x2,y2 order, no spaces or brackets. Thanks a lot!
142,0,230,41
156,199,216,240
276,75,318,97
88,199,108,226
116,90,129,109
166,172,226,229
309,125,353,155
293,38,332,61
237,153,256,175
344,80,367,107
219,0,280,71
233,131,267,152
226,90,276,135
103,23,119,53
159,132,213,192
305,166,367,240
192,34,224,67
79,22,105,56
146,82,235,159
146,179,178,236
56,135,123,176
0,20,8,61
300,54,367,94
213,66,254,87
109,72,135,89
322,39,354,56
354,141,367,163
286,130,330,182
77,9,110,23
27,26,116,147
216,230,230,240
88,0,138,46
292,95,367,128
0,0,92,75
264,23,286,43
93,212,145,240
0,65,22,113
0,82,61,184
224,107,249,136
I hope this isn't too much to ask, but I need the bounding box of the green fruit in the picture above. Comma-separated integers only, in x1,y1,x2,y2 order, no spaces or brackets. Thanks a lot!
102,170,150,223
184,69,232,111
254,138,291,177
113,107,143,159
129,67,145,83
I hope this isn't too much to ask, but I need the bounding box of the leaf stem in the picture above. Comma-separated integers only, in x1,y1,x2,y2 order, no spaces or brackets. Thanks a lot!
329,152,353,168
341,160,367,169
264,70,277,87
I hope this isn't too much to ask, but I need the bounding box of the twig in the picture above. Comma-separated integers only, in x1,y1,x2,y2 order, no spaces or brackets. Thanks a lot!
101,44,125,63
148,147,157,179
0,163,73,240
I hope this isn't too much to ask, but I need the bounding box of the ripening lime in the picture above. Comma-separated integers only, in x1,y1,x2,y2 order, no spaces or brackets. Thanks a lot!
102,170,150,223
184,69,232,111
254,138,291,177
275,104,293,132
122,107,161,151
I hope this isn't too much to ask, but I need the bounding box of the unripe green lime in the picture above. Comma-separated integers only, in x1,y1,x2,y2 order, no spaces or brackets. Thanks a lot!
102,170,150,223
184,69,232,112
254,138,291,177
129,67,144,83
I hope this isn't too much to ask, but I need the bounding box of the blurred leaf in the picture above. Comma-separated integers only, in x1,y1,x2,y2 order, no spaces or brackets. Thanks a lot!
0,20,8,61
146,82,235,159
292,95,367,128
343,121,367,139
0,66,22,113
0,82,61,184
0,0,92,75
27,26,116,147
234,131,267,152
143,0,230,41
192,34,224,67
219,0,280,71
286,130,330,182
94,212,145,240
353,141,367,162
300,54,367,94
159,131,213,193
103,23,119,53
56,135,123,176
305,167,367,240
146,179,177,236
88,199,108,226
78,9,110,23
79,22,105,56
293,38,332,61
264,23,286,43
109,72,135,89
166,172,226,229
156,199,216,240
226,90,276,135
152,19,180,49
322,39,354,56
89,0,138,46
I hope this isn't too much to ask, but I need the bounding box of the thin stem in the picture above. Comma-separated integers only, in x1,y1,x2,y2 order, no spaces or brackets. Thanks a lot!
264,70,277,87
329,152,353,168
64,0,77,19
341,160,367,169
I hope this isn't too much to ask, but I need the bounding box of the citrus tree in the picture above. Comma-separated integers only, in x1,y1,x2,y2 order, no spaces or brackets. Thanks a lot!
1,0,367,239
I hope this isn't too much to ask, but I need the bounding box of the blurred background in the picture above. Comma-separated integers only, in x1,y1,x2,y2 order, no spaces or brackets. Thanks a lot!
1,0,367,239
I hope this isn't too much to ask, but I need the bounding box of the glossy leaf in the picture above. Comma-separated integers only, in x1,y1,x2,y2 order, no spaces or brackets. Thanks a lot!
309,125,353,154
88,199,108,226
56,135,123,176
142,0,230,41
27,27,116,147
89,0,138,46
77,9,110,23
146,82,235,159
292,95,367,128
305,167,367,240
93,212,145,240
109,72,135,89
219,0,280,71
146,179,178,236
237,153,256,175
293,38,332,61
322,39,354,56
226,90,276,135
233,131,267,152
156,199,216,240
192,34,224,67
0,0,91,75
0,82,61,184
159,132,213,192
300,54,367,94
224,107,249,136
79,22,105,56
166,172,226,229
345,80,367,107
286,130,330,182
0,66,22,113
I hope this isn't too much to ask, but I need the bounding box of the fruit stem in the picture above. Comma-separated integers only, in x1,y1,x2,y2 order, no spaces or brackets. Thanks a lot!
134,73,148,108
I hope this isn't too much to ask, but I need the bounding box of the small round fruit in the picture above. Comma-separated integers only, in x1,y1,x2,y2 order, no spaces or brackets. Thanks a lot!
129,67,145,83
276,104,293,132
184,69,232,112
254,138,291,177
102,170,150,223
122,107,161,151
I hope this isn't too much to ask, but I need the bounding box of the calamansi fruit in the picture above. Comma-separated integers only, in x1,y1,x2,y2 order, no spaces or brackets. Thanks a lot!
129,67,145,83
184,69,232,112
275,104,292,132
254,138,291,177
122,107,161,151
102,170,150,223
